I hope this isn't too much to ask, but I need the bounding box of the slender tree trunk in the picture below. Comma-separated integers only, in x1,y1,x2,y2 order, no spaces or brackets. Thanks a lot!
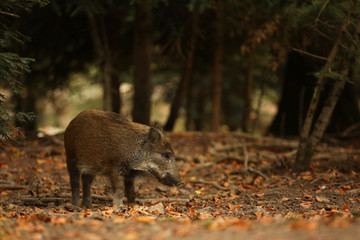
88,17,104,62
15,76,37,136
242,48,254,132
295,2,354,171
88,16,119,112
298,27,344,142
195,90,205,131
295,69,348,171
132,0,152,125
100,16,113,112
252,73,265,133
103,57,113,111
211,0,223,132
164,6,199,131
185,73,195,131
111,73,121,113
268,52,316,136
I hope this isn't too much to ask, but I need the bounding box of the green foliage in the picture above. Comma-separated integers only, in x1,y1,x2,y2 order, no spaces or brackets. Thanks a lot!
0,0,46,149
55,0,115,17
284,0,360,83
0,0,356,134
0,95,36,149
187,0,214,13
313,67,350,83
0,1,34,93
0,53,33,93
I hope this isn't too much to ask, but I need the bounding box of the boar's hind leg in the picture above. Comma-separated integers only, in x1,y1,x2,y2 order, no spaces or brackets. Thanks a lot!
81,173,95,209
125,176,135,204
67,161,81,206
110,174,125,207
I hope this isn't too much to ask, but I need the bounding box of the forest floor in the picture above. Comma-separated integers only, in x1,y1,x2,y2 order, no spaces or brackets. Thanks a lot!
1,132,360,240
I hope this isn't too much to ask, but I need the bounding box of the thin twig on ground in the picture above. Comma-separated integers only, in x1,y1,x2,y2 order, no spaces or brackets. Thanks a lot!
243,144,269,181
0,184,27,190
138,198,190,204
243,145,249,170
190,180,231,191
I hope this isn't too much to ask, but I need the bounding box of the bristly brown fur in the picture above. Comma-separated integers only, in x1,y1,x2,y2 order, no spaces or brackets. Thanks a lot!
64,109,182,209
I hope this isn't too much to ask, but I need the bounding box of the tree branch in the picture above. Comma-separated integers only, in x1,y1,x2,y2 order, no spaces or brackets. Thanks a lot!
0,10,20,18
190,180,231,191
315,0,330,26
292,48,328,61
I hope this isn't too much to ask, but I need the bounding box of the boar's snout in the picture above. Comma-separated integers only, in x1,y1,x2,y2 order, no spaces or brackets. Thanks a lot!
162,172,184,187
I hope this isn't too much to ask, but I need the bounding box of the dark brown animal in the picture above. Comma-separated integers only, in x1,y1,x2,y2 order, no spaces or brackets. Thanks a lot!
64,109,183,208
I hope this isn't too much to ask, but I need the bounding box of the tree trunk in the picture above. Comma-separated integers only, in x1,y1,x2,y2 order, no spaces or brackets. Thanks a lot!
294,2,353,171
103,56,113,112
132,0,152,125
185,77,194,131
164,6,199,131
111,73,121,113
88,16,120,112
194,88,205,131
252,74,265,133
295,70,348,171
298,25,345,144
211,0,223,132
14,76,38,136
268,52,316,136
242,48,254,132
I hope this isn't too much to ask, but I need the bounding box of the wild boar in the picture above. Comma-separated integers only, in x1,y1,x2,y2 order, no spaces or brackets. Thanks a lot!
64,109,183,209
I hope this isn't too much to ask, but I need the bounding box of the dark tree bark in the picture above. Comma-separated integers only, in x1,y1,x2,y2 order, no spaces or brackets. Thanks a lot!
294,1,354,171
268,52,316,136
330,82,360,134
111,73,121,113
269,54,360,138
88,16,120,113
242,48,255,132
103,56,113,112
211,0,223,132
164,6,199,131
14,76,38,136
185,76,207,131
295,69,348,171
132,0,152,125
185,77,194,131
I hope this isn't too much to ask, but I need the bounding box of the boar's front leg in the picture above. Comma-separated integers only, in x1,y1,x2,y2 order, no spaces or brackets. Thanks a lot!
67,160,81,206
125,176,135,204
110,174,125,207
81,173,95,209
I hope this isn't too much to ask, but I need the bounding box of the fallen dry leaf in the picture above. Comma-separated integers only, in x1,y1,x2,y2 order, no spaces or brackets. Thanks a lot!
281,197,290,202
300,202,312,209
315,196,330,203
2,132,360,239
131,216,154,224
63,230,80,238
342,204,350,211
172,226,192,237
302,193,313,199
256,193,264,197
289,220,318,232
124,232,139,240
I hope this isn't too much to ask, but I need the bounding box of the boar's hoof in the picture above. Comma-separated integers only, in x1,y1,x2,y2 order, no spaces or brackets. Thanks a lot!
64,203,83,212
176,181,185,187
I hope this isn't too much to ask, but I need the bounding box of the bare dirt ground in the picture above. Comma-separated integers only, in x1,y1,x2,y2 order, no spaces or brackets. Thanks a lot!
1,132,360,240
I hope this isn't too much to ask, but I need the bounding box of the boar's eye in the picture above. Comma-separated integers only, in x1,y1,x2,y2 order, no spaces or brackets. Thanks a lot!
162,152,172,160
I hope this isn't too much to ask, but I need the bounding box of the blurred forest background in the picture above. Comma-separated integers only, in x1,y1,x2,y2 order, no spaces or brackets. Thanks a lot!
1,0,360,149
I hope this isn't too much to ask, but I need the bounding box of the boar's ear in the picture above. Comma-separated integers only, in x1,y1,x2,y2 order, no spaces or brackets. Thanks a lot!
153,122,164,132
148,127,161,143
